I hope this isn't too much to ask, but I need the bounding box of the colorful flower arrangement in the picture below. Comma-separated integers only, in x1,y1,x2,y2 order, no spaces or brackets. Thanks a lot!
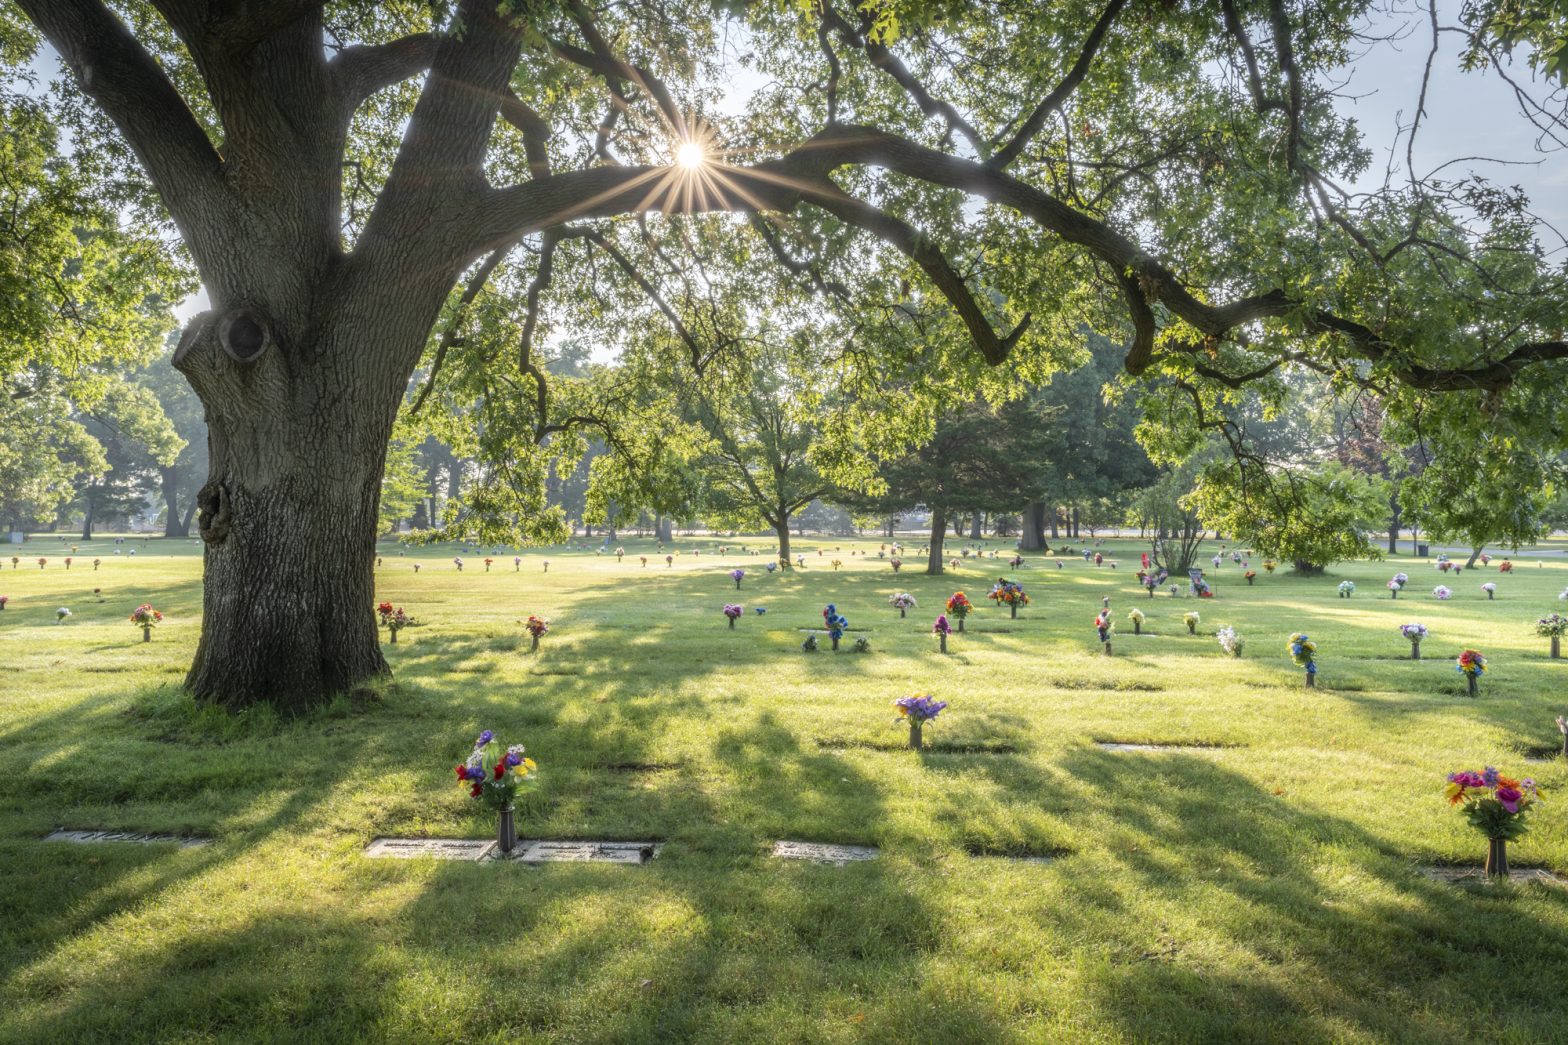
615,547,625,561
484,557,494,572
831,559,842,571
376,602,415,642
1094,609,1113,648
1263,560,1277,573
1536,612,1567,660
63,557,72,570
666,554,674,567
853,637,872,653
889,592,917,617
0,595,7,611
1216,625,1243,657
822,604,849,649
1337,580,1355,598
130,603,163,641
8,556,16,569
524,614,550,651
93,558,101,570
764,561,777,573
1401,622,1428,659
945,592,972,629
1456,649,1487,680
988,578,1029,617
1437,558,1453,573
801,634,819,652
890,556,903,572
1445,766,1541,877
1183,610,1200,635
1009,555,1023,568
1190,574,1213,598
56,607,70,623
1288,633,1317,680
1481,582,1497,600
37,558,46,569
731,568,745,589
455,730,538,811
1244,569,1256,585
453,556,464,571
722,604,744,628
894,694,947,750
1433,585,1452,600
1128,607,1145,634
1498,560,1513,573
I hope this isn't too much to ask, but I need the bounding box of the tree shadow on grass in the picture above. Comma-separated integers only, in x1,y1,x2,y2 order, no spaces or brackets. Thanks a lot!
1038,749,1568,1042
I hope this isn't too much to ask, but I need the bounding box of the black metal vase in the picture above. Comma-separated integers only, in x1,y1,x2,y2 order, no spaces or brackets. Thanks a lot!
497,806,516,855
1485,837,1509,879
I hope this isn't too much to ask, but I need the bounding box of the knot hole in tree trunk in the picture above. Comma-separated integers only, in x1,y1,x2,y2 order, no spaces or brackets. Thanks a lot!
197,482,232,545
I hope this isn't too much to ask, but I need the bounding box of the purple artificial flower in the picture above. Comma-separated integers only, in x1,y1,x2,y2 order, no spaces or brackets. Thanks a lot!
1483,766,1499,787
1497,786,1523,813
505,752,522,767
476,730,495,747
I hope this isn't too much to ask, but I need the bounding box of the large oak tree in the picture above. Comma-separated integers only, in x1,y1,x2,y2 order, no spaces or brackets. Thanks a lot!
9,0,1564,709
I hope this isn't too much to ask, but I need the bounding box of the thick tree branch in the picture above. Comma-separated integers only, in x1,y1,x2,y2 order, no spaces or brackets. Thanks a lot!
15,0,236,276
988,0,1127,170
332,32,437,114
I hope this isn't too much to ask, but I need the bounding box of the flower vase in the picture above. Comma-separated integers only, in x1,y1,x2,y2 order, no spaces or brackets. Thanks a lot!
727,617,735,629
908,722,923,751
1390,589,1398,599
1133,622,1141,635
142,625,151,643
735,579,742,590
1246,576,1253,586
530,635,539,653
899,608,906,618
1010,604,1017,619
1411,641,1420,660
1485,836,1509,879
939,634,948,654
1487,590,1494,600
1552,636,1561,659
1305,671,1316,688
1467,674,1479,698
957,618,965,632
831,636,840,651
1102,641,1112,657
497,806,517,855
1187,622,1196,635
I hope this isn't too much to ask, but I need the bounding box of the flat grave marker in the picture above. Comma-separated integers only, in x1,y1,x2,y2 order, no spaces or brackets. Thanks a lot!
509,840,661,865
44,829,210,848
1422,865,1565,887
771,840,880,866
364,837,498,861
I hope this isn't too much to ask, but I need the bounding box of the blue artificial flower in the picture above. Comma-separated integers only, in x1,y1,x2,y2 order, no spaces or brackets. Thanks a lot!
476,729,495,746
755,607,766,614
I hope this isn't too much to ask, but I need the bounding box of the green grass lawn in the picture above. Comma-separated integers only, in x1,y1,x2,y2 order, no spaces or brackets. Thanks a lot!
3,533,1568,1042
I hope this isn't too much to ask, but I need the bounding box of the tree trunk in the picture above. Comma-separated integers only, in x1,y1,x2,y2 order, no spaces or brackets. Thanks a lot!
170,299,426,712
1049,506,1060,540
926,504,946,575
1387,491,1401,555
162,466,192,537
1465,546,1482,569
1070,505,1080,538
969,513,982,540
1020,501,1046,551
80,494,94,541
775,518,792,567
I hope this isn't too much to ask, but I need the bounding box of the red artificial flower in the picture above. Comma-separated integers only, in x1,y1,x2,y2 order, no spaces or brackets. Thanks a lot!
470,783,484,798
377,601,393,615
493,764,505,780
455,764,468,780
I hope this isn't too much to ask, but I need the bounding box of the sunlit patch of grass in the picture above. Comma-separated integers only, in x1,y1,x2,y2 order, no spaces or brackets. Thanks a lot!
2,532,1568,1040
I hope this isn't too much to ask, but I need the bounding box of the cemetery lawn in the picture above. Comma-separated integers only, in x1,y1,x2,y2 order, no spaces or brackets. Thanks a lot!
5,535,1568,1043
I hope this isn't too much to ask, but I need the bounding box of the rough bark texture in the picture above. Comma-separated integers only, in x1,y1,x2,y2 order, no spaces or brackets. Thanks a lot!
926,504,946,575
775,519,792,567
